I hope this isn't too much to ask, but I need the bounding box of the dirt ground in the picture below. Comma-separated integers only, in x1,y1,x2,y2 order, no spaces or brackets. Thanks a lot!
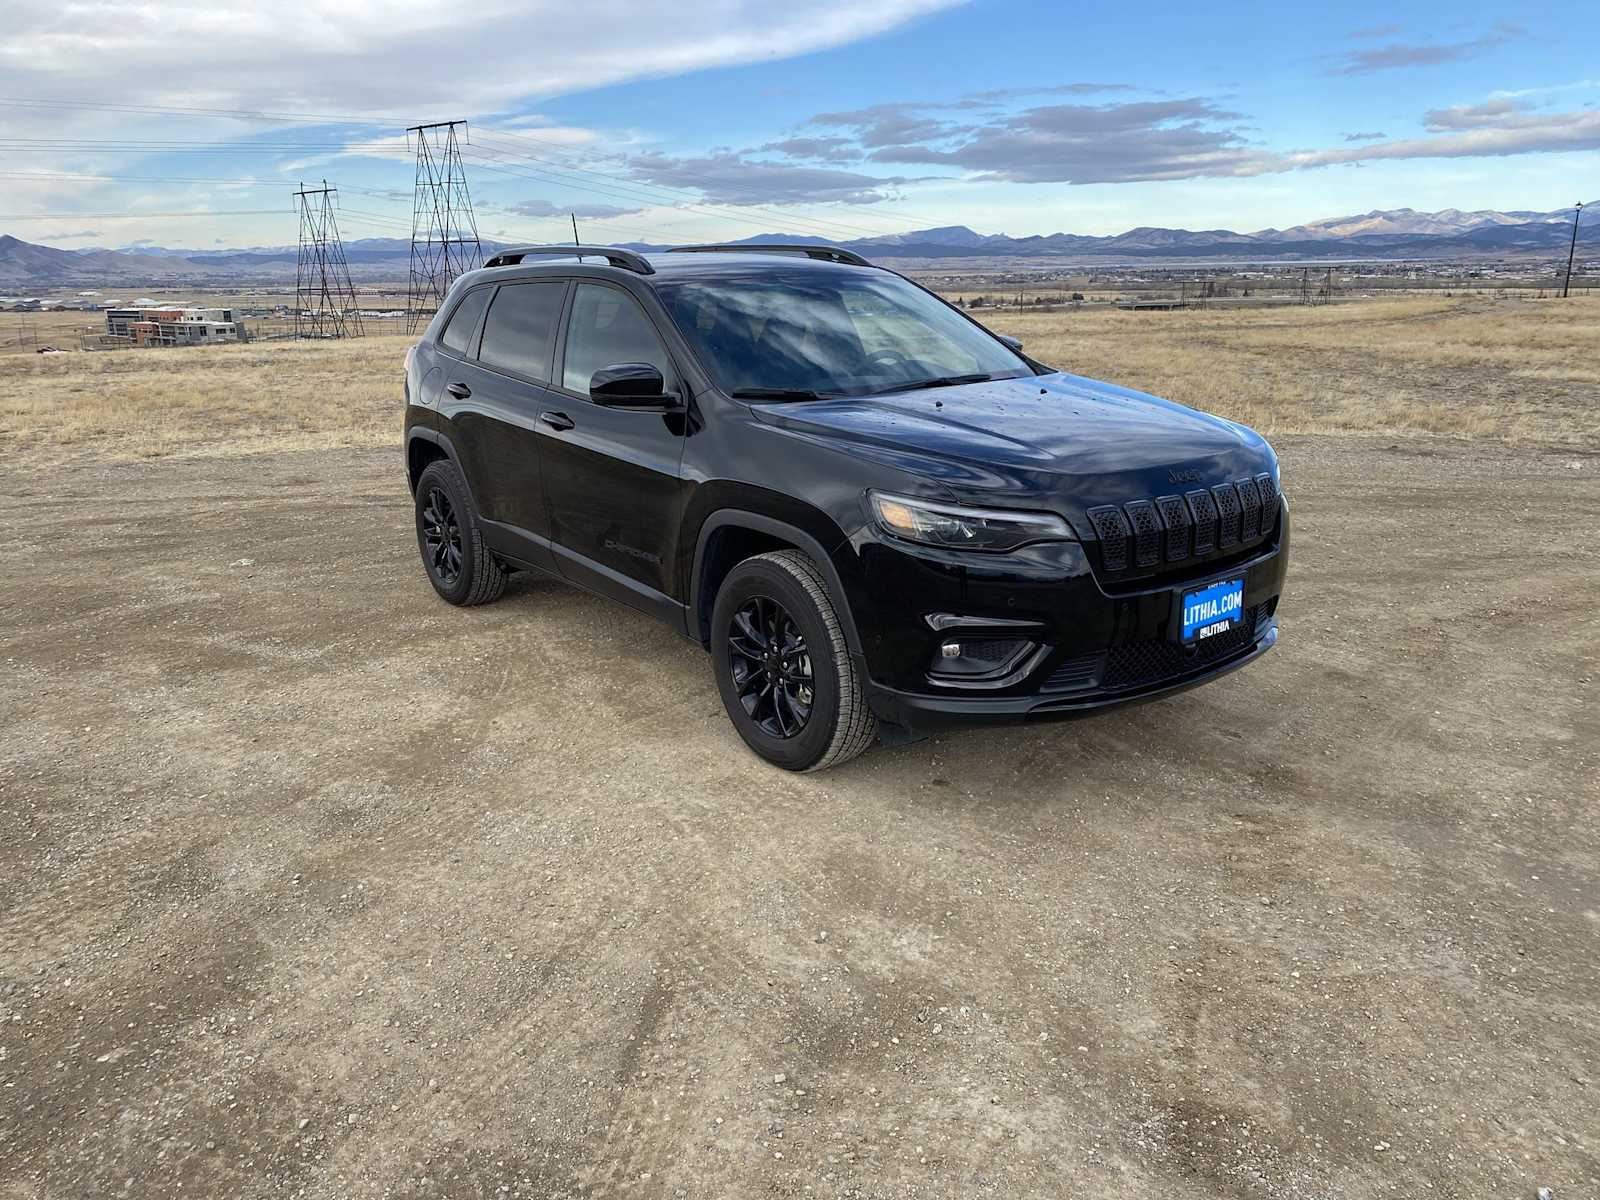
1,429,1596,1199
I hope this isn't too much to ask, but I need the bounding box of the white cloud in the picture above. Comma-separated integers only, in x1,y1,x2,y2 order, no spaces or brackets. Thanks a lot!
0,0,966,119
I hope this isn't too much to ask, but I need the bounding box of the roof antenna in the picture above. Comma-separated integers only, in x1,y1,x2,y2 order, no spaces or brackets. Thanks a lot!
571,212,582,263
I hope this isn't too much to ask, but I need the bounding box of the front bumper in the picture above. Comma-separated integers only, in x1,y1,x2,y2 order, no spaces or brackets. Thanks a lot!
842,501,1289,736
865,616,1277,734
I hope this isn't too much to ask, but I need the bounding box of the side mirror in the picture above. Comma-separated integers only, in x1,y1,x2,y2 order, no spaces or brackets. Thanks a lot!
590,362,672,408
997,334,1024,353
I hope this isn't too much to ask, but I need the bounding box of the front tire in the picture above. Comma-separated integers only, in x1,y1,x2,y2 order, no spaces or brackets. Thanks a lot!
711,550,877,771
413,459,507,606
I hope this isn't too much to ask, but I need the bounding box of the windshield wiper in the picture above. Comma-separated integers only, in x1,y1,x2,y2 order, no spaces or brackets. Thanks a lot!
867,372,994,396
729,386,840,401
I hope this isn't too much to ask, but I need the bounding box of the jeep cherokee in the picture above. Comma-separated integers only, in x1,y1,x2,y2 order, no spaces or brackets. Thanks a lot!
403,243,1288,771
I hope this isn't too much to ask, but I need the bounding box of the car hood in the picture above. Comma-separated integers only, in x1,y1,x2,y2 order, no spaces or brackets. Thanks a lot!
750,371,1277,520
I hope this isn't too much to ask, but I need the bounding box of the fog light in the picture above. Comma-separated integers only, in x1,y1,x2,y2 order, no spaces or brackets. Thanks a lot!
928,638,1032,679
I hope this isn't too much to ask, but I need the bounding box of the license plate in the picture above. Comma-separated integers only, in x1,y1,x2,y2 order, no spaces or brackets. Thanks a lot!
1180,578,1244,642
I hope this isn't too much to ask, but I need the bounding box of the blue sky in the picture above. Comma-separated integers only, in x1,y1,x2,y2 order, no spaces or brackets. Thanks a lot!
0,0,1594,249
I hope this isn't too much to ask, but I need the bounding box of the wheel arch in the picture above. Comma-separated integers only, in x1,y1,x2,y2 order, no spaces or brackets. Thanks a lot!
690,510,863,657
406,428,478,513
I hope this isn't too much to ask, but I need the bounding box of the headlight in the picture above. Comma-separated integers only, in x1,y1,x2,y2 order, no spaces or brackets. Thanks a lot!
868,491,1076,552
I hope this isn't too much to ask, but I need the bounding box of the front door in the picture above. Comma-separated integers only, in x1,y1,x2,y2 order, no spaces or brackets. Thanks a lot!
538,282,689,618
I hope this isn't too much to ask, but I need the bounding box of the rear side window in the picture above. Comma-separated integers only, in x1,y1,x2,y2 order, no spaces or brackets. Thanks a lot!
561,284,675,395
479,282,567,382
438,287,490,356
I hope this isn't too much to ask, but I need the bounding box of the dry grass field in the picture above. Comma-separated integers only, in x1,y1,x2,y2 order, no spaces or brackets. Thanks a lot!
2,296,1596,468
986,295,1600,445
2,292,1598,1199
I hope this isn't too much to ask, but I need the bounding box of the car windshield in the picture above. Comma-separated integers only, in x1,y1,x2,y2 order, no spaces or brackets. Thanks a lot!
655,269,1033,398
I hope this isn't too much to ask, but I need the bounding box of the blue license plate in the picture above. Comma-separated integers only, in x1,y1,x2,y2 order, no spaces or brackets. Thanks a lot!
1180,578,1244,642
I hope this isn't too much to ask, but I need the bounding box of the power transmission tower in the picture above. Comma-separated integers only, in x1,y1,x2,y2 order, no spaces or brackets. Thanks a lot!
1562,201,1583,298
406,120,482,332
293,181,363,340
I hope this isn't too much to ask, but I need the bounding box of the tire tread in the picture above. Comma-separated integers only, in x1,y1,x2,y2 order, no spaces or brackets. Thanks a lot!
749,549,877,771
416,460,507,606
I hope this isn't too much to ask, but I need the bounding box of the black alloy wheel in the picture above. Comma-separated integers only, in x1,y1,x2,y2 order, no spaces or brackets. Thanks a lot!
710,550,877,771
419,485,463,588
727,595,814,738
412,458,507,606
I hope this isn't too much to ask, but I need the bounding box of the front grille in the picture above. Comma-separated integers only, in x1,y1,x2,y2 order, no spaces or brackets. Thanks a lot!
1086,476,1277,581
1100,605,1261,692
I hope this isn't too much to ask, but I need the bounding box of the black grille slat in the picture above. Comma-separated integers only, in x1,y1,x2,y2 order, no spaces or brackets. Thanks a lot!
1090,476,1278,578
1157,495,1190,562
1125,500,1161,569
1186,489,1218,556
1238,477,1262,541
1099,606,1260,692
1212,483,1242,549
1040,652,1103,693
1255,473,1277,534
1088,505,1132,572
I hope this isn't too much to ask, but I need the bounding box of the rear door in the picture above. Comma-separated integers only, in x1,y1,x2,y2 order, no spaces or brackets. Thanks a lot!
538,282,689,618
432,283,493,482
446,280,568,566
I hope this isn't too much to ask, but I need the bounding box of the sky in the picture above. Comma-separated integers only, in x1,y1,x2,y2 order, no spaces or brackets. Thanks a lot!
0,0,1595,250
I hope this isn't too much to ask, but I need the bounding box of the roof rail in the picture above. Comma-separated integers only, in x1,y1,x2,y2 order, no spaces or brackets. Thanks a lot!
480,245,655,275
665,243,874,268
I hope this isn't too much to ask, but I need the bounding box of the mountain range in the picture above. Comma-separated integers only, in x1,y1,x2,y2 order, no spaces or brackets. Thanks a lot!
1,203,1592,286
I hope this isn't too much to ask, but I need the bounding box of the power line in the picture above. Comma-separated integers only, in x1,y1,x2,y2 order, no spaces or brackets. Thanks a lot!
0,209,293,219
0,96,948,239
475,128,948,237
0,94,945,235
294,181,363,340
465,142,889,245
407,121,482,334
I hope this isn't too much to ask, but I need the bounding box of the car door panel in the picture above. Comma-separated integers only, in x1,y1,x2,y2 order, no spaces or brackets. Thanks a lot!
539,282,689,613
437,280,570,571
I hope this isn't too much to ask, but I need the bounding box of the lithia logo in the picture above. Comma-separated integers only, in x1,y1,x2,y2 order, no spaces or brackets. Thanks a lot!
1168,467,1203,484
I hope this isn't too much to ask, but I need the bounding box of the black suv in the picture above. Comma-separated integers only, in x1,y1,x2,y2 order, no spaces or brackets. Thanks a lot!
403,244,1288,770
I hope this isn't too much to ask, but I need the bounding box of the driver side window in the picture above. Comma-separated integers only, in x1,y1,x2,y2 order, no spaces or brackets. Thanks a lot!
561,284,676,396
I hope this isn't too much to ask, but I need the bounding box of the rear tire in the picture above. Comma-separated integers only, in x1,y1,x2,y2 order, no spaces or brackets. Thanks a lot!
414,459,507,606
711,550,877,771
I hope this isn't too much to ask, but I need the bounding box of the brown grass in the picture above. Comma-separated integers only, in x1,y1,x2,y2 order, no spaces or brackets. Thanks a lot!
2,295,1597,464
0,334,413,462
982,295,1600,446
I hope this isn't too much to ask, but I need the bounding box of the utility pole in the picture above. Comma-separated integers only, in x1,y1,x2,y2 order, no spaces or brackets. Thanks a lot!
1562,201,1583,298
293,182,364,340
406,120,482,333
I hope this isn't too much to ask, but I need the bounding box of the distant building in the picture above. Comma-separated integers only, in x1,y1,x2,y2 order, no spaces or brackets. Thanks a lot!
105,306,241,346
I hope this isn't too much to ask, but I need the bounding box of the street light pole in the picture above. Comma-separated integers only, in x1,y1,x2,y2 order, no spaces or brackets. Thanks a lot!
1562,201,1583,299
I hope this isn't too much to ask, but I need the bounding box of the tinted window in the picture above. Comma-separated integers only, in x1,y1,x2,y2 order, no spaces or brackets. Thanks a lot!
479,282,566,381
438,287,490,356
561,284,674,396
655,271,1029,396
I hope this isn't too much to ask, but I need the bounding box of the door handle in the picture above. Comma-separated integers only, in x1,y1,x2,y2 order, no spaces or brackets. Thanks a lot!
446,382,472,399
539,411,576,432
